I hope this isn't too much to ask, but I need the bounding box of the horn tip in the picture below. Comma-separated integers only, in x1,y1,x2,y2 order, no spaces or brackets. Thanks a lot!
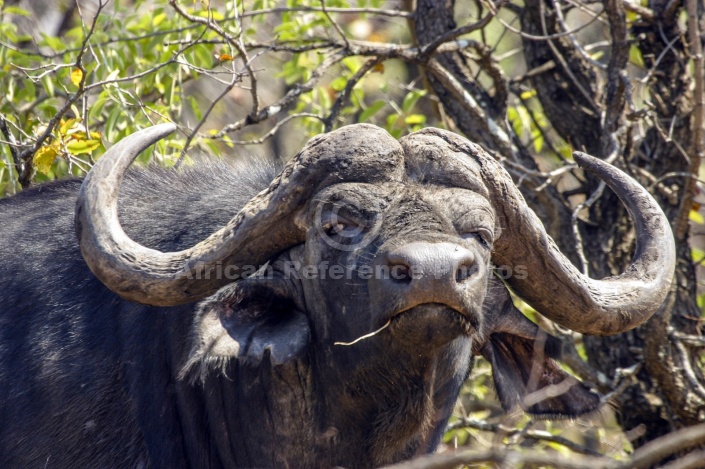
572,151,596,167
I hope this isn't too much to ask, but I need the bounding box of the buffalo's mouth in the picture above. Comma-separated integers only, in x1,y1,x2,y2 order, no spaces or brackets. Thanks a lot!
388,303,477,346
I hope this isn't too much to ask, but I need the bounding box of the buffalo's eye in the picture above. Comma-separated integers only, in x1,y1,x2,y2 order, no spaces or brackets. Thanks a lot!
461,229,493,249
323,217,360,236
319,210,368,240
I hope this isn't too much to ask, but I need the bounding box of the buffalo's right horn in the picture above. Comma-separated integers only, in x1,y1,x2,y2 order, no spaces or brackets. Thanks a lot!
75,124,404,306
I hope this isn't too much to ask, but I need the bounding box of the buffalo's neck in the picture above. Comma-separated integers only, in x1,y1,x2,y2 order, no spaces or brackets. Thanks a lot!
195,342,470,468
313,344,451,467
203,357,319,468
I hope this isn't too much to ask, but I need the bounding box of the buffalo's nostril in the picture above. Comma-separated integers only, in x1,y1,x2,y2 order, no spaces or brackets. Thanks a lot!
388,257,413,284
455,255,476,283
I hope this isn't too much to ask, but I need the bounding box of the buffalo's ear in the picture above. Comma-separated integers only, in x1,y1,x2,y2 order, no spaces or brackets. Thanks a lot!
478,277,601,417
180,275,310,381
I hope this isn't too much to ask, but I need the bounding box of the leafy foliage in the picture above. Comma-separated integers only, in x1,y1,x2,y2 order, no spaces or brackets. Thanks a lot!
0,0,433,195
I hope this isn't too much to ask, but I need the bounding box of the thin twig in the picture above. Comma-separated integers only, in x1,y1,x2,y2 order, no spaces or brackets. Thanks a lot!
170,0,260,123
446,418,604,456
239,6,413,19
319,0,350,49
228,113,324,145
324,57,381,132
538,0,600,115
494,3,605,42
209,50,348,138
551,0,606,69
334,319,391,346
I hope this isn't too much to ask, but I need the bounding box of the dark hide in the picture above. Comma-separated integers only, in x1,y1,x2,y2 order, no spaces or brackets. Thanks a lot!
0,157,599,468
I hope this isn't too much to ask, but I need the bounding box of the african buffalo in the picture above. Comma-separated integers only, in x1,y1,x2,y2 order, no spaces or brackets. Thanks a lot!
0,124,675,468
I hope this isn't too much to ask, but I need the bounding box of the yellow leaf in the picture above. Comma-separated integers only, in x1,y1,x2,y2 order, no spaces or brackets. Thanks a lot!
72,130,102,140
70,68,83,87
690,209,704,224
34,145,59,175
66,139,102,156
59,118,79,135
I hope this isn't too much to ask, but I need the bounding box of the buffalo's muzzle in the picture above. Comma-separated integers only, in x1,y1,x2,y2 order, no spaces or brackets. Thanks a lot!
376,242,481,317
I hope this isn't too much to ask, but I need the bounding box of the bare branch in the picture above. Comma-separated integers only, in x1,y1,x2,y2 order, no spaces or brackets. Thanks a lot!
379,448,612,469
629,424,705,468
600,0,629,161
425,59,513,155
419,8,496,59
239,5,413,19
209,51,348,138
674,0,705,239
228,113,324,145
169,0,260,122
446,418,605,456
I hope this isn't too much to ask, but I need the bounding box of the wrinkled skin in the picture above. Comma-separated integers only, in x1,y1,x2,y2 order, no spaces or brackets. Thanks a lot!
4,123,670,468
180,175,600,466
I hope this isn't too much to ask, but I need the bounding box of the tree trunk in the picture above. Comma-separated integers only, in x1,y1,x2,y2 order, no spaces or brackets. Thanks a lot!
412,0,705,447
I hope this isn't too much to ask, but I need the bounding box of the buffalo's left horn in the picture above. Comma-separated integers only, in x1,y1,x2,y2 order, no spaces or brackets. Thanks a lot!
487,151,675,335
76,124,404,306
400,128,675,336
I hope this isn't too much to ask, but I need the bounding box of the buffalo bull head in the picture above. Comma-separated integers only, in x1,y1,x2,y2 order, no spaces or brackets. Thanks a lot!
73,123,675,462
75,123,675,332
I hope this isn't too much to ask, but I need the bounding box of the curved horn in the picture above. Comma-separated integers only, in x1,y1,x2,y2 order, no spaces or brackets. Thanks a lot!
76,124,404,306
401,129,676,335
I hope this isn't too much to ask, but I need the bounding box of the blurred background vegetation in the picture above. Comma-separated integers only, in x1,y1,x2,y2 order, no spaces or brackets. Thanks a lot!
1,0,705,466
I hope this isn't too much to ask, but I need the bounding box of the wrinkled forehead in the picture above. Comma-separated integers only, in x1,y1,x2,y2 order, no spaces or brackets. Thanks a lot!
289,124,488,198
399,128,489,198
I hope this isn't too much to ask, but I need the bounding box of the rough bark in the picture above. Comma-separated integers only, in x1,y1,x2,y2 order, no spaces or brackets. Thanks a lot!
412,0,705,447
411,0,581,268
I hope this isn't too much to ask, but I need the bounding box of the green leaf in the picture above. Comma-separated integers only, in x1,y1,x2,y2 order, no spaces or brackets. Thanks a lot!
629,44,645,68
152,12,167,27
3,6,31,16
105,107,123,142
532,130,544,153
401,90,426,113
39,34,65,51
359,100,386,122
187,95,203,121
41,74,55,97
